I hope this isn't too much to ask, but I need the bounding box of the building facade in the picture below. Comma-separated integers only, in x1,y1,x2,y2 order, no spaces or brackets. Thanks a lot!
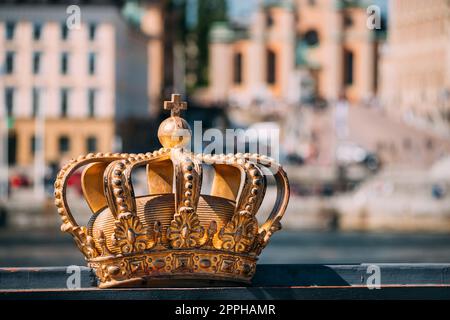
379,0,450,135
0,1,164,168
207,0,377,107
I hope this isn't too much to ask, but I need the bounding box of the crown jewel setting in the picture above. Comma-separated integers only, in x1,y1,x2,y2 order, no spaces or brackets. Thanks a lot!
54,94,290,288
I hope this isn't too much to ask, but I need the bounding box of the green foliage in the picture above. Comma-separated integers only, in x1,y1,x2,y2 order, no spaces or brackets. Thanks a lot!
167,0,228,91
194,0,228,87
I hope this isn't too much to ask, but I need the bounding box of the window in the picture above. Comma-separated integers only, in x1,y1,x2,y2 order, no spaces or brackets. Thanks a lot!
5,51,14,74
426,138,433,150
266,49,276,85
61,22,69,40
304,30,319,47
58,136,70,153
5,87,14,117
30,135,36,155
8,133,16,165
266,13,274,27
32,87,40,117
88,52,96,75
60,88,69,117
5,22,15,40
88,89,96,117
33,23,42,41
233,53,243,84
86,136,97,153
344,13,353,28
61,52,69,74
33,52,41,74
88,23,97,41
343,49,354,86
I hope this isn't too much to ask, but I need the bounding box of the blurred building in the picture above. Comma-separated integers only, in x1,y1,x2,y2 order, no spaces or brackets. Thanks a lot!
0,0,165,168
380,0,450,136
207,0,377,107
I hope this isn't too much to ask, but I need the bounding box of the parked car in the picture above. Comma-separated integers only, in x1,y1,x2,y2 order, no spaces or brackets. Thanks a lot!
336,141,380,171
286,153,305,165
9,174,31,188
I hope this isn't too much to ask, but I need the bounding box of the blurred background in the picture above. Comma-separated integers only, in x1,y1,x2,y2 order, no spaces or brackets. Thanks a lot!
1,0,450,267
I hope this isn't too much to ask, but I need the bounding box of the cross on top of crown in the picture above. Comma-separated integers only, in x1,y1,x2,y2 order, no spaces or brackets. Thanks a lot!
164,94,187,117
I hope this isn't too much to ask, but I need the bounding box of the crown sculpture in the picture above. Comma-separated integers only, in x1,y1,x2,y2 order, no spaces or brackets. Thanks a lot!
54,94,290,288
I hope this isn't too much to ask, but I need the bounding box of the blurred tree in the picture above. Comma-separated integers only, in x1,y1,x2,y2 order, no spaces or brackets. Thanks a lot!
193,0,228,88
166,0,228,92
167,0,188,43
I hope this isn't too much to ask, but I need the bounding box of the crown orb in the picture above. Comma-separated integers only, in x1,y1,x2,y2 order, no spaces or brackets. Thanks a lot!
157,116,192,148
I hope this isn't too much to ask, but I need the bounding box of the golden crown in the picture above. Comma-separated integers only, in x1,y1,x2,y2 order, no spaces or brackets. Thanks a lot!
54,94,290,288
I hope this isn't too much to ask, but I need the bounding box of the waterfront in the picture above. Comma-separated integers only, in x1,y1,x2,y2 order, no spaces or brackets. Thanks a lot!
1,228,450,267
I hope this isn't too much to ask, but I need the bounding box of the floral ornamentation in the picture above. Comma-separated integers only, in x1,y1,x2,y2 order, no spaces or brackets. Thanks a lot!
167,207,204,248
112,212,155,254
97,230,113,257
251,229,267,256
71,226,99,259
200,220,217,247
218,210,258,253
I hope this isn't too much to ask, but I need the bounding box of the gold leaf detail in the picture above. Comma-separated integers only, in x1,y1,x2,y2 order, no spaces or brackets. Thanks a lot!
72,226,99,259
167,207,204,248
112,212,155,254
218,211,258,253
97,230,113,257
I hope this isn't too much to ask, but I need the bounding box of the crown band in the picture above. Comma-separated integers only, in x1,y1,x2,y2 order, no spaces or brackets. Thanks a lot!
89,249,257,288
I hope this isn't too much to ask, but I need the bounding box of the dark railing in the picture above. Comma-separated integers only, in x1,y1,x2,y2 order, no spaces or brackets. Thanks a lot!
1,264,450,299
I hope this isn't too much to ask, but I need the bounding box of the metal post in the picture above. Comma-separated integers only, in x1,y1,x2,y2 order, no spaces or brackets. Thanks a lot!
0,114,8,202
0,60,8,202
